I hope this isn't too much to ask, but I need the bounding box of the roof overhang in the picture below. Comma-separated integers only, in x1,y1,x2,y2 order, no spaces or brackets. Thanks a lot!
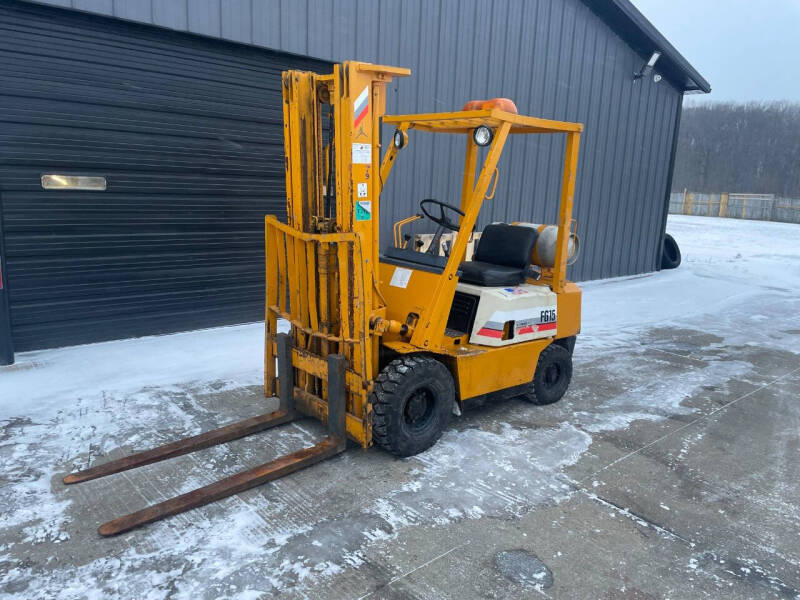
586,0,711,94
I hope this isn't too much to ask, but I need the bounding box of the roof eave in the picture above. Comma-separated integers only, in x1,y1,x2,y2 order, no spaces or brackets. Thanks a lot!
585,0,711,94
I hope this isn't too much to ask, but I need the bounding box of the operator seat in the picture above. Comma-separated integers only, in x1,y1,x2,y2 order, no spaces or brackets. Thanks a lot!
459,223,539,287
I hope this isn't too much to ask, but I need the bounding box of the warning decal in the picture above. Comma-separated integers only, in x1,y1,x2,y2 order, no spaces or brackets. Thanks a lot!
355,200,372,221
353,86,369,128
352,143,371,165
390,267,412,288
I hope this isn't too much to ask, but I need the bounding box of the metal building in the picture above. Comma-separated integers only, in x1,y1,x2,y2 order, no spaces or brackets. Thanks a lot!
0,0,709,363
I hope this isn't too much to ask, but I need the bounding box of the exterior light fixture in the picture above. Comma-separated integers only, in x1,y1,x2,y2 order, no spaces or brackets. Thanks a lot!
41,175,107,191
634,51,661,80
393,129,408,149
473,125,493,147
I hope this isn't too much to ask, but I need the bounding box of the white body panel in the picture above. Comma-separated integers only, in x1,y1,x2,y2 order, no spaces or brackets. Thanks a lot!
456,282,558,347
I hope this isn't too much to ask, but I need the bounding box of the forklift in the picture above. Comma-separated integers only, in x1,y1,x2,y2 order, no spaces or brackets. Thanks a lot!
63,62,582,535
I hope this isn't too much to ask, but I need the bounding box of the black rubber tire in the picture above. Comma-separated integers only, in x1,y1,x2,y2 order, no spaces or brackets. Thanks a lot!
553,335,577,355
526,344,573,405
661,233,682,269
371,355,454,457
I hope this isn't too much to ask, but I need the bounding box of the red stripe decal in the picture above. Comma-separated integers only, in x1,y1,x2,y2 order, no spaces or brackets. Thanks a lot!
477,327,503,338
539,322,557,331
353,105,369,128
517,326,534,334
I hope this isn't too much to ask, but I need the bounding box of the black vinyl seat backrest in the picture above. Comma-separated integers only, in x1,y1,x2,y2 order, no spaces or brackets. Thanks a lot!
474,224,538,268
458,224,539,287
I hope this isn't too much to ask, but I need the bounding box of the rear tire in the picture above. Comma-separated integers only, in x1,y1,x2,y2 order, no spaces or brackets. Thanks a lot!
526,344,572,405
371,355,454,457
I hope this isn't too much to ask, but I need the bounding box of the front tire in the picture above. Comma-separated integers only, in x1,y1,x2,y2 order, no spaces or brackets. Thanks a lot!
526,344,572,405
371,355,454,457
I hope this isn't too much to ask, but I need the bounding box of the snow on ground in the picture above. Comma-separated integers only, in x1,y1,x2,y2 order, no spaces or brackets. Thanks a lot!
0,215,798,599
1,323,268,416
582,215,800,346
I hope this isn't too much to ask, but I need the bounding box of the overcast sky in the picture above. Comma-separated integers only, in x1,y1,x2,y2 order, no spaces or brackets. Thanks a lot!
632,0,800,103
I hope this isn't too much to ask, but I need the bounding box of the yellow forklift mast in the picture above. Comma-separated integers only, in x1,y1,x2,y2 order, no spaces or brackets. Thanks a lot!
62,61,583,535
265,62,412,447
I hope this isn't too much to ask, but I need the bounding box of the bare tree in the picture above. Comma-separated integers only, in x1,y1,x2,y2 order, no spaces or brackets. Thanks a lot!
673,101,800,197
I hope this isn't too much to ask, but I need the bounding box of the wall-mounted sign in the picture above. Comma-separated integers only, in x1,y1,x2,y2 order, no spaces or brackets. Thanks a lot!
41,175,107,191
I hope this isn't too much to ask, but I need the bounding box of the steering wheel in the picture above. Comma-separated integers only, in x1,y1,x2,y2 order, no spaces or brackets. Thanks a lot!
419,199,465,232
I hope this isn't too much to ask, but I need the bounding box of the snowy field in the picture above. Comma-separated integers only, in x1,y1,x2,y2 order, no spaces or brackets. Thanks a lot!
0,215,798,599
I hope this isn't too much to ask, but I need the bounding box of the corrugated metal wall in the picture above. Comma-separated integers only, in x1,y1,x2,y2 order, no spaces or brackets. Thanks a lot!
30,0,683,282
0,0,330,350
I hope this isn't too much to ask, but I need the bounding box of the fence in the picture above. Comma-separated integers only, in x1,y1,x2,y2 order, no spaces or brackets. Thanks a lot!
669,191,800,224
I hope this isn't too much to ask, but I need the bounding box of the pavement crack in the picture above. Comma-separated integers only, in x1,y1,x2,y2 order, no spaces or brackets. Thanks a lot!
646,345,709,365
579,488,695,547
583,364,800,481
356,542,468,599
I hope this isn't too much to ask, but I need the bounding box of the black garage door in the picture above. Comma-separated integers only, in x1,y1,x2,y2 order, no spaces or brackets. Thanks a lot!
0,0,330,351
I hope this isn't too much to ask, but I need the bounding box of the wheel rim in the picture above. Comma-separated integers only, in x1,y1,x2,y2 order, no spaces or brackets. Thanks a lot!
403,387,436,433
543,363,561,389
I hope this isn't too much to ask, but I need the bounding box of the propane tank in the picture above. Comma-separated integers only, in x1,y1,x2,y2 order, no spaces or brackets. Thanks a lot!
512,222,580,268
